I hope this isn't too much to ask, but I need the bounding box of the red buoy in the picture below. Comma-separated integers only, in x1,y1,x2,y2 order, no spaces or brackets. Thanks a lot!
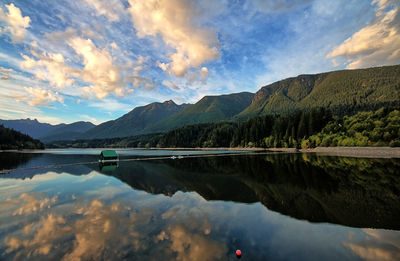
236,249,242,258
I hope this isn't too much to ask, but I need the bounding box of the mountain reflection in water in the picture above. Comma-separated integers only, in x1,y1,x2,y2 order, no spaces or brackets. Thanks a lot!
0,151,399,260
101,153,400,229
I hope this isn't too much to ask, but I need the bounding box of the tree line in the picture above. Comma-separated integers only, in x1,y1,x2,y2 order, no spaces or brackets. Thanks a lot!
0,125,44,150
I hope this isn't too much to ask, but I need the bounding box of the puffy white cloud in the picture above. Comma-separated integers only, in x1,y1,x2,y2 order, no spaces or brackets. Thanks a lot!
128,0,220,77
67,37,130,99
0,3,31,42
327,0,400,69
21,87,64,106
8,85,64,107
21,51,76,88
83,0,125,22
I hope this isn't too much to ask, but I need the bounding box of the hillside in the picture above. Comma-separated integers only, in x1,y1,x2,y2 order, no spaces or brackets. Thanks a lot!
0,125,44,150
80,100,190,139
238,65,400,119
0,119,95,140
40,121,96,142
149,92,254,132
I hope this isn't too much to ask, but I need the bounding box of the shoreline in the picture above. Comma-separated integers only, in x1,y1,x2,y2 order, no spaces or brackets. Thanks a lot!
265,147,400,158
1,146,399,158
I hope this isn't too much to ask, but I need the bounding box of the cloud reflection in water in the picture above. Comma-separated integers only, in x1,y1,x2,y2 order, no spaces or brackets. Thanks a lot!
2,192,226,261
344,229,400,261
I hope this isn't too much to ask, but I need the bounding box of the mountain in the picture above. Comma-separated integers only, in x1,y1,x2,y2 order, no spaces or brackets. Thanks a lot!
0,119,95,141
149,92,254,132
40,121,96,142
238,65,400,119
0,124,44,150
80,100,191,139
0,119,56,139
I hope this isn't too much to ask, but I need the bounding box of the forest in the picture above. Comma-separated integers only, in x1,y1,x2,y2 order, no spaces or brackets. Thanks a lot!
0,125,44,150
47,107,400,149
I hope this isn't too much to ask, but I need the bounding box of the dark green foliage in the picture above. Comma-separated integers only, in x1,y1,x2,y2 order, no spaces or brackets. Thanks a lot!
0,125,44,150
304,108,400,147
46,133,162,148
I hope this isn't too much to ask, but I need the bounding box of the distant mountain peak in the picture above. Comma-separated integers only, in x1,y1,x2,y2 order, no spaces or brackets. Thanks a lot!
164,100,176,105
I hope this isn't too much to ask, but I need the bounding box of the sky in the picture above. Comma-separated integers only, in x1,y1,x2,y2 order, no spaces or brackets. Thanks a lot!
0,0,399,124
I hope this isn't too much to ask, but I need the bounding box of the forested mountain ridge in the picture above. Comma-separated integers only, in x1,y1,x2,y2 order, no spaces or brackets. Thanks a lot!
41,121,96,142
47,107,400,149
148,92,254,133
80,100,191,139
238,65,400,119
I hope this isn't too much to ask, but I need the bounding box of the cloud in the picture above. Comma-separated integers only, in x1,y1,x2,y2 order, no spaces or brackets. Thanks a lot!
21,50,76,88
21,33,141,101
67,37,131,99
162,80,180,90
0,3,31,42
129,55,155,90
0,66,12,79
327,0,400,69
128,0,220,77
186,66,210,85
83,0,125,22
9,87,64,106
199,67,210,83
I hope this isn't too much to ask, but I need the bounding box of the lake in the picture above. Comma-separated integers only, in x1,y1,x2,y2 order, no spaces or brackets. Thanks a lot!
0,149,399,260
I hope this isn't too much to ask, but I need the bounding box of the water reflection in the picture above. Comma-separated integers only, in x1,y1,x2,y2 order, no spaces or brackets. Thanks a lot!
1,192,226,260
96,153,400,229
0,151,400,260
1,152,400,229
99,162,119,172
344,229,400,261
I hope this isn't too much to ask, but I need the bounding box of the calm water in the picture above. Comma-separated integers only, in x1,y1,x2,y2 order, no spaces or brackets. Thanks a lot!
0,149,399,260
